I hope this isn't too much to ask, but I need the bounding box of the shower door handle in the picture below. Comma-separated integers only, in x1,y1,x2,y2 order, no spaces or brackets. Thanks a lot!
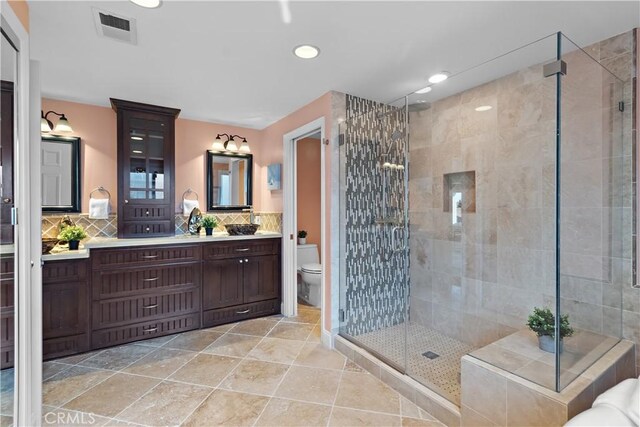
392,226,405,252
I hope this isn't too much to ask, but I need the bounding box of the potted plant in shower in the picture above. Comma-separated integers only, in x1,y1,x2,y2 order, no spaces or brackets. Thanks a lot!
298,230,307,245
201,215,218,236
526,307,574,353
57,225,87,251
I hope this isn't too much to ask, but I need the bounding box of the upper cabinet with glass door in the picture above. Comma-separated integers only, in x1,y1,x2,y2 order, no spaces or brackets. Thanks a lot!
111,99,180,238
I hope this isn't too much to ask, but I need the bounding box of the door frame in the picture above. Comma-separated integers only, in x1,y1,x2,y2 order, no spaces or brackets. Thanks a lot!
1,4,41,426
282,118,325,327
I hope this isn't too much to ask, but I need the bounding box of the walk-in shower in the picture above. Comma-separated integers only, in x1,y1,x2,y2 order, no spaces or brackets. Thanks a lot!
338,31,633,406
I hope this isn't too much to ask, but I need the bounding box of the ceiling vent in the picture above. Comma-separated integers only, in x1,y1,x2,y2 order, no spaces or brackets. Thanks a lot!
93,8,138,45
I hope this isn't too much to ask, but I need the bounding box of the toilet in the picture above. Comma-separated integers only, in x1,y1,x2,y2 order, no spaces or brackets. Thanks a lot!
297,244,322,307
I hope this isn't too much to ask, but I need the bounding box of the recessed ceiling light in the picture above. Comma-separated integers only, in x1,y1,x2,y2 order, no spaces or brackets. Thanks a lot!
293,45,320,59
475,105,493,112
428,72,449,84
130,0,160,8
414,86,432,94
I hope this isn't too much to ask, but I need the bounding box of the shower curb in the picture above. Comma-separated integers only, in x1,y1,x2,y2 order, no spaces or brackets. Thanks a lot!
335,335,461,427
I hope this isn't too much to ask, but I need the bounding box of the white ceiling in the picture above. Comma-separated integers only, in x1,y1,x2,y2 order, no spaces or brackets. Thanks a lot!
30,1,639,129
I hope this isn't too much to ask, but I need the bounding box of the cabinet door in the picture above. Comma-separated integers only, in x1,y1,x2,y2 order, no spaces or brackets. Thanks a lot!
243,255,279,303
202,259,243,309
43,281,89,339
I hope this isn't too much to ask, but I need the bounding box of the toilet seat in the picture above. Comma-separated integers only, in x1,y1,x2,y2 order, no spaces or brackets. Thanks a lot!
301,263,321,274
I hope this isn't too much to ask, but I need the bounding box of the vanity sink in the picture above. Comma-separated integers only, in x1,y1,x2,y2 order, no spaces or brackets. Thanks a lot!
225,224,259,235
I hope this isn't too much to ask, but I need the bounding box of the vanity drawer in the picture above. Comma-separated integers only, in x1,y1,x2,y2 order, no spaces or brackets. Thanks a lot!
203,298,280,328
92,245,201,270
120,221,174,237
92,262,201,300
91,313,200,349
203,239,280,260
122,205,172,221
92,287,200,330
42,259,88,283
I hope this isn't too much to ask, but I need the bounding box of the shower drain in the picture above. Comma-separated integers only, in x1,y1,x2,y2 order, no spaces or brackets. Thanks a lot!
422,351,440,359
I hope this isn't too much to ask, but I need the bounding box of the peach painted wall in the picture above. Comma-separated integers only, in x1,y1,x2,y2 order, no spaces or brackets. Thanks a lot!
42,98,117,213
259,92,334,332
8,0,29,32
41,98,260,213
296,137,321,255
175,118,260,212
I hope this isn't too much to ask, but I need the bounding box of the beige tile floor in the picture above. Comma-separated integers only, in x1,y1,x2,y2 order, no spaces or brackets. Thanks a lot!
8,305,444,427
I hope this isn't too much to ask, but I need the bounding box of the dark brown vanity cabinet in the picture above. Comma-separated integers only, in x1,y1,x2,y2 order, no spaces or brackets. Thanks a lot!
90,245,201,349
0,255,14,369
42,259,91,360
202,238,281,327
111,99,181,238
38,238,281,361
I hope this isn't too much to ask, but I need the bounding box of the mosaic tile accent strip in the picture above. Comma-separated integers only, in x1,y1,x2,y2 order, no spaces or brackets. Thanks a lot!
43,212,282,239
340,94,409,336
354,322,475,405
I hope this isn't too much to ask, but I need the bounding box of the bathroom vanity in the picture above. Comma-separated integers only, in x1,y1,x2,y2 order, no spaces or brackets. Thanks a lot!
36,234,281,363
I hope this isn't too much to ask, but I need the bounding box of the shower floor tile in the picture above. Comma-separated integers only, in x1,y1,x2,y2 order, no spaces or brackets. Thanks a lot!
353,323,475,405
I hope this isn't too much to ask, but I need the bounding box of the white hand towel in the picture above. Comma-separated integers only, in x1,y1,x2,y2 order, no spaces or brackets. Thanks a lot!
89,198,110,219
183,199,200,216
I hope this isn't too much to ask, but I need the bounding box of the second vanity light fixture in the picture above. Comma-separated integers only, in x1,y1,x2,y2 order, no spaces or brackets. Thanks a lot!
212,133,251,153
41,110,74,133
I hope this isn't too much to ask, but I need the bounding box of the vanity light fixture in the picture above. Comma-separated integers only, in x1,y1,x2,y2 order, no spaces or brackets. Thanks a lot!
415,86,432,94
293,45,320,59
41,110,74,134
428,72,449,84
130,0,161,8
475,105,493,112
213,133,251,153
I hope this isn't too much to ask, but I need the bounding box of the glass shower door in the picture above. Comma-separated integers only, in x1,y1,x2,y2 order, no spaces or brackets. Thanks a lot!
338,95,409,372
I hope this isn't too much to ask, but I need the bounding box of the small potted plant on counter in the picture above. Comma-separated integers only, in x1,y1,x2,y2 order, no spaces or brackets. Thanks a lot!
527,306,574,353
298,230,307,245
58,225,87,251
201,215,218,236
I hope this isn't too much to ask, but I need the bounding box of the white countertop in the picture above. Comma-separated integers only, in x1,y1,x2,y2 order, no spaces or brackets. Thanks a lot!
42,231,282,261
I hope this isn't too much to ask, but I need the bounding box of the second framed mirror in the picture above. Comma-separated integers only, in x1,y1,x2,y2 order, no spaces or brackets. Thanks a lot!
206,150,252,211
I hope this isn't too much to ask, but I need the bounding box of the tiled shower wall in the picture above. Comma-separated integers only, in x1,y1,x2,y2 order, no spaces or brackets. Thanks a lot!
42,212,282,238
340,94,409,336
408,30,638,370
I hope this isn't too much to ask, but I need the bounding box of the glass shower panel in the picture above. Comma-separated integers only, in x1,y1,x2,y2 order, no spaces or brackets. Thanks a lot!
557,34,625,390
413,33,560,398
338,96,409,372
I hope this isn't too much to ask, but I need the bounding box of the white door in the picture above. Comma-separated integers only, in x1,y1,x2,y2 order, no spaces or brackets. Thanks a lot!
41,140,72,206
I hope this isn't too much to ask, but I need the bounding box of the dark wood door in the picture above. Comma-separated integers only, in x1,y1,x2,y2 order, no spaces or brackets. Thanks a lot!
243,255,279,303
43,281,89,340
0,81,14,244
202,259,243,309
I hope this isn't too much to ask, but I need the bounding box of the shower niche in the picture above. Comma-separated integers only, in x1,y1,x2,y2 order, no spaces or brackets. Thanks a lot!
443,171,476,226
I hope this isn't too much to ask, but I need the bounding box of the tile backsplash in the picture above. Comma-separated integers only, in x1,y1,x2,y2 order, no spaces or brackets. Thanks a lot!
42,212,282,239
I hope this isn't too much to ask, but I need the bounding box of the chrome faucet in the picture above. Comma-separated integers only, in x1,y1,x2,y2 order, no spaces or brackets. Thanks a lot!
242,206,255,224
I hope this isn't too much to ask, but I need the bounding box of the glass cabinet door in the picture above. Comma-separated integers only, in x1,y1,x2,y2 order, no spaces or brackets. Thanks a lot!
128,116,166,202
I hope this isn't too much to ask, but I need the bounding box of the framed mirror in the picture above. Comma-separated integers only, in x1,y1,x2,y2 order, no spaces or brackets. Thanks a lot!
41,135,81,212
206,150,252,211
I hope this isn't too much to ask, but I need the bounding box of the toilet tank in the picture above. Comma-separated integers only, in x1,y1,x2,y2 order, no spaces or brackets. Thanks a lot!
297,244,319,268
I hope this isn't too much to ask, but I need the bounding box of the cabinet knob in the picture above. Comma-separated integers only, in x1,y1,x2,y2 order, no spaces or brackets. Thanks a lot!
245,259,249,263
2,197,11,204
146,227,150,232
124,199,129,204
239,260,243,264
145,210,150,215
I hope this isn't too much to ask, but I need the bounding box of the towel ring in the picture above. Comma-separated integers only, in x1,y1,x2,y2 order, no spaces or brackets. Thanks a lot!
182,188,198,200
89,186,111,200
